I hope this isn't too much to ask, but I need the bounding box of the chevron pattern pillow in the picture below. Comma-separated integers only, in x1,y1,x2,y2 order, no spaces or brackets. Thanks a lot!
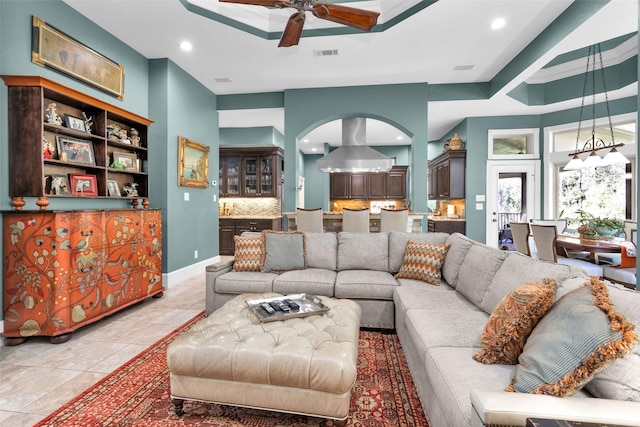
232,235,263,271
395,241,450,285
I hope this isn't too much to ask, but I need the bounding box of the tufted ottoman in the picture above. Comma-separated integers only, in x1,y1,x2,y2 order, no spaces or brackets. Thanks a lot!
167,292,362,424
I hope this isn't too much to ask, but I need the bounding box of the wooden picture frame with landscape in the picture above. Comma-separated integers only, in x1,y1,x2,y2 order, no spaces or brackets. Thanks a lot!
178,136,209,188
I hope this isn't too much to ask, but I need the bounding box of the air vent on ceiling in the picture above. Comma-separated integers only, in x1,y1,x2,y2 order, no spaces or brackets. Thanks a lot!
214,77,233,83
453,65,474,71
314,49,339,57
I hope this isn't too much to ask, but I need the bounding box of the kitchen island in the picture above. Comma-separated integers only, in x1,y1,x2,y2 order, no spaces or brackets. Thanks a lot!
285,211,426,233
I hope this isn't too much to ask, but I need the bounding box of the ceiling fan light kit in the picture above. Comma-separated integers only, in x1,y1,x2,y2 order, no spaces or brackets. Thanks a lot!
220,0,380,47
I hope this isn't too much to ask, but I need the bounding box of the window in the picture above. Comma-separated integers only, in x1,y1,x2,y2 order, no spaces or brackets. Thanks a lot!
547,116,636,227
488,128,539,159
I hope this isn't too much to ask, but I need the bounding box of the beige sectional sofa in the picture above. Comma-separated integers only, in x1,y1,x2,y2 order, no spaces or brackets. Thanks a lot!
205,231,640,427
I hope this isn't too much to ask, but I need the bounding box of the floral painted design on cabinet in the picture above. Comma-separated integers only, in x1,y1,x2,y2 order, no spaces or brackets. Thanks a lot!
3,209,162,341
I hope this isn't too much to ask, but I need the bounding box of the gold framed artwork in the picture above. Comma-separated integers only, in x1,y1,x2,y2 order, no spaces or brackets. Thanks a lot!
178,136,209,188
31,16,125,100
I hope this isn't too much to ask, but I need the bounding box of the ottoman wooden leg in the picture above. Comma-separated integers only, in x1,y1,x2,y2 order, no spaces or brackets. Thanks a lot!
333,418,347,426
171,398,185,416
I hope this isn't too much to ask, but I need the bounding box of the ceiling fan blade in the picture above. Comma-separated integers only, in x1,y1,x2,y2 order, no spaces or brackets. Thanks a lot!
312,3,379,32
278,12,305,47
219,0,287,6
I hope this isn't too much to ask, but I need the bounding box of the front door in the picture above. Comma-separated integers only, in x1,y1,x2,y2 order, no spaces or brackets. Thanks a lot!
485,160,540,248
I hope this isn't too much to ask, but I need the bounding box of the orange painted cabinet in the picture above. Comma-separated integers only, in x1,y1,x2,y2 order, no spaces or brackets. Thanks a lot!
2,209,163,344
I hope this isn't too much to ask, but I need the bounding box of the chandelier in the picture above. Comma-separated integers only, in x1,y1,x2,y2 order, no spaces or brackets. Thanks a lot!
563,43,629,171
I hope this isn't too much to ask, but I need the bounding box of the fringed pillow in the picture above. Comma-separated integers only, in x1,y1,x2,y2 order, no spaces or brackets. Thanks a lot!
395,241,450,285
261,230,306,273
506,277,637,397
232,235,264,272
473,279,556,365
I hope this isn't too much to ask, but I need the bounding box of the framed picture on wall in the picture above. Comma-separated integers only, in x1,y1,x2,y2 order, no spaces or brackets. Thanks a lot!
178,136,209,188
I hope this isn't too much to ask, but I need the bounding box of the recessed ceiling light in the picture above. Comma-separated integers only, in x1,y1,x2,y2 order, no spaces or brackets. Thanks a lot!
180,41,193,51
396,136,403,141
303,139,309,143
491,18,505,30
311,147,317,152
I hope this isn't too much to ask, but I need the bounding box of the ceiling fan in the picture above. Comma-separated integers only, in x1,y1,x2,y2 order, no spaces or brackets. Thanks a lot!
219,0,380,47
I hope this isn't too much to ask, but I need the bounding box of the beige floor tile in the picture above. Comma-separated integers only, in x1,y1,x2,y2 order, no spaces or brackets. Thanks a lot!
0,274,206,421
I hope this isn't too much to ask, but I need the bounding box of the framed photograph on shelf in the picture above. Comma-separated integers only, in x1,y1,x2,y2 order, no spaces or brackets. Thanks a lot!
47,174,71,195
112,152,138,172
31,16,125,100
56,136,95,165
64,114,87,132
107,179,121,197
178,136,209,188
69,174,98,196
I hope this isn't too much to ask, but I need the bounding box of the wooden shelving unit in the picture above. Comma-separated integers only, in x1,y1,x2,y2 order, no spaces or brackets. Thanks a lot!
2,75,153,210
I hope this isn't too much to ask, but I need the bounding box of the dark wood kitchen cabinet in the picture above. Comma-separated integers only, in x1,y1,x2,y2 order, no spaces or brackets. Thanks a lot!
330,173,367,199
219,146,283,198
428,219,465,234
331,167,407,200
428,150,465,200
218,217,282,255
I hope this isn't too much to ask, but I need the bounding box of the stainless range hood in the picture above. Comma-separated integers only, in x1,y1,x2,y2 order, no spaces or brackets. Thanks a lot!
317,118,393,173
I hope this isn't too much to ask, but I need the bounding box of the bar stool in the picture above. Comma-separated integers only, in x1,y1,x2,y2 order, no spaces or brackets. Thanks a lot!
295,208,323,232
342,208,370,232
380,208,409,232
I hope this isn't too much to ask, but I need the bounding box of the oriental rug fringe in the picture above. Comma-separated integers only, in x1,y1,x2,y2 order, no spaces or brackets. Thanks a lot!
35,313,428,426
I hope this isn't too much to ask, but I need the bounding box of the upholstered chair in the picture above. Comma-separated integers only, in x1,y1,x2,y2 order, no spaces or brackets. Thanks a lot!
295,207,323,232
530,224,603,277
342,208,370,232
380,208,409,232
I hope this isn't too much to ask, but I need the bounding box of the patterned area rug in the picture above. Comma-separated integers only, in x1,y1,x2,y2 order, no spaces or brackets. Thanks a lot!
35,313,428,426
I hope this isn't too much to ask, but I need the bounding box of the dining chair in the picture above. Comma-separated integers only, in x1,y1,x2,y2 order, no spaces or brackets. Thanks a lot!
509,222,531,256
342,207,370,232
295,208,323,233
530,224,604,277
380,208,409,232
603,237,637,288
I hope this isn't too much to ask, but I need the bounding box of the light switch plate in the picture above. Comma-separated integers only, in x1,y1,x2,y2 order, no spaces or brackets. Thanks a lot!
184,192,189,201
476,203,483,210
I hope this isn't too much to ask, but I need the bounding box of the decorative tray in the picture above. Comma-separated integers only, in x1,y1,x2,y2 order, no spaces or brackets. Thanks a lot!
246,293,330,323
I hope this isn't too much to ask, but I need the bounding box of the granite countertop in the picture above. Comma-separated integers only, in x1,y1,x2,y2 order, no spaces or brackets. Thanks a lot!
220,215,282,219
285,211,427,218
427,215,466,222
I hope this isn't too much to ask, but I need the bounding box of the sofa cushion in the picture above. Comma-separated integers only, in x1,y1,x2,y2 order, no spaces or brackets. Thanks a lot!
395,241,450,285
261,230,306,273
479,252,574,314
337,232,389,272
456,243,507,309
232,234,263,272
304,232,338,271
473,279,556,365
425,347,517,427
334,270,397,300
388,232,449,273
272,268,336,297
215,271,278,294
442,233,475,288
584,283,640,401
508,277,637,397
394,285,471,315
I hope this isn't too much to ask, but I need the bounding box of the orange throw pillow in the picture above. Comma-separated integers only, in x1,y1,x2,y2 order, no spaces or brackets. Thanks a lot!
395,241,450,285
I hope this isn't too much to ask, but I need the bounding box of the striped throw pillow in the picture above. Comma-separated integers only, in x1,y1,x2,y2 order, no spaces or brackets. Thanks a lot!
232,235,263,271
507,277,637,397
395,241,450,285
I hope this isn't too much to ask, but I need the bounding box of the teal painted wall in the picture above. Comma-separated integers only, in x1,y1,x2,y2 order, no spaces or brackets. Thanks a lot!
149,59,218,272
220,127,283,148
283,84,429,215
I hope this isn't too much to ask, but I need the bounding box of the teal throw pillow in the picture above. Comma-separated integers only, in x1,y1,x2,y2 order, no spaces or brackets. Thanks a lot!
261,230,306,273
507,277,637,397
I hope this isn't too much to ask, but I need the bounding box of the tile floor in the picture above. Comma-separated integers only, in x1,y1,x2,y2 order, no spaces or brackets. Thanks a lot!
0,273,206,427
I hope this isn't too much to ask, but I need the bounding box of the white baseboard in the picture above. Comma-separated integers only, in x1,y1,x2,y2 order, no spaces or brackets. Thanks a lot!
0,257,221,336
162,256,220,289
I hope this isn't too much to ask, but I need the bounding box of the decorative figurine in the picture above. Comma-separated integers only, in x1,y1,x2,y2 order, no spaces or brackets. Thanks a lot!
107,124,121,141
45,103,63,126
82,112,93,134
43,136,54,159
119,128,131,144
123,182,139,197
130,128,140,147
